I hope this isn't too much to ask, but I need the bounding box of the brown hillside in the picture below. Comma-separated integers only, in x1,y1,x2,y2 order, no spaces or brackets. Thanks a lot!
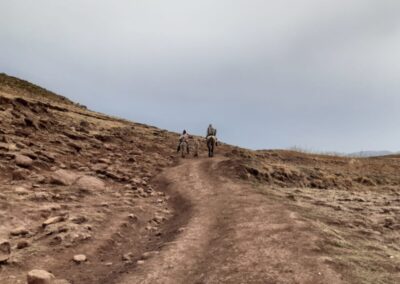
0,74,399,283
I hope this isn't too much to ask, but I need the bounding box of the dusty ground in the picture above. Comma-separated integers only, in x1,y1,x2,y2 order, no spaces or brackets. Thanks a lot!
0,74,399,283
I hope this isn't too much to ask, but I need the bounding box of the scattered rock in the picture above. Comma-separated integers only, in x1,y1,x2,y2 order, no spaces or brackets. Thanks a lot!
31,192,51,201
0,239,11,263
152,215,166,224
15,154,33,168
0,142,9,151
24,117,40,130
14,186,30,195
73,254,87,263
70,216,88,224
122,253,133,262
43,215,67,227
80,120,90,128
0,142,17,151
50,170,80,186
97,158,110,164
383,217,395,229
74,175,105,193
286,193,296,201
12,168,30,180
17,240,30,249
128,214,138,221
10,226,29,237
27,269,55,284
141,251,158,260
68,141,82,152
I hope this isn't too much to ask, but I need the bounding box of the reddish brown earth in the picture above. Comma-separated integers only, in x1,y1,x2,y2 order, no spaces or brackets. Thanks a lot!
0,74,399,283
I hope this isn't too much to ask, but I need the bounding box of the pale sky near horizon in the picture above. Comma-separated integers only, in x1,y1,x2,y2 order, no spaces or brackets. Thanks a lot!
1,1,400,152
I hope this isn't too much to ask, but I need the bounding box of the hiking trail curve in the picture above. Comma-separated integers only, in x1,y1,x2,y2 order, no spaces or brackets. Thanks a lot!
118,157,345,284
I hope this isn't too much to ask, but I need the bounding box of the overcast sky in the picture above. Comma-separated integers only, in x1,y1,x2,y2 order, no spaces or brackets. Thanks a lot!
1,1,399,152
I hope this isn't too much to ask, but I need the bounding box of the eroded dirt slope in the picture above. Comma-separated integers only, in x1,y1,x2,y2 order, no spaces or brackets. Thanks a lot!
0,74,202,283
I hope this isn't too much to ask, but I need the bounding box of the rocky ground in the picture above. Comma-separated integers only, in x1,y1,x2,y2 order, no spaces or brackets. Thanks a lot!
0,74,399,283
0,74,209,283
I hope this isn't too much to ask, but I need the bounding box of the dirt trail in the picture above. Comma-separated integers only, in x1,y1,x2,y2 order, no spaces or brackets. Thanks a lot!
119,157,345,284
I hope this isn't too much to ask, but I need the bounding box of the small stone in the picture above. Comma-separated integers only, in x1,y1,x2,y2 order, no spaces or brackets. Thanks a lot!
27,269,55,284
0,239,11,263
128,214,138,221
122,253,133,261
32,192,51,201
74,176,105,193
141,251,158,260
70,216,88,224
12,169,29,180
152,215,166,224
137,260,145,265
17,240,30,249
14,186,29,195
8,144,18,151
15,154,33,168
10,226,29,236
50,170,80,186
73,254,87,263
43,215,67,227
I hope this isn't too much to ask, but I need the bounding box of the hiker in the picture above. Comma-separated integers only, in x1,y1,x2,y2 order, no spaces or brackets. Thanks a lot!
206,124,217,138
206,124,218,146
177,130,190,154
191,137,200,157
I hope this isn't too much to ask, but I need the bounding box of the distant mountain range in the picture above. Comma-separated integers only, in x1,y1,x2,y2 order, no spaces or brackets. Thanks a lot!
288,146,398,158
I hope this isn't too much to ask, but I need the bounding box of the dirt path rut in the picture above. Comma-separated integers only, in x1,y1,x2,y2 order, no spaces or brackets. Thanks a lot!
119,157,346,284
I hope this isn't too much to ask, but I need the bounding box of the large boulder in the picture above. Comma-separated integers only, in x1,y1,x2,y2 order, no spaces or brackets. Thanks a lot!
27,270,55,284
50,170,80,186
74,176,105,193
15,154,33,168
0,239,11,263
